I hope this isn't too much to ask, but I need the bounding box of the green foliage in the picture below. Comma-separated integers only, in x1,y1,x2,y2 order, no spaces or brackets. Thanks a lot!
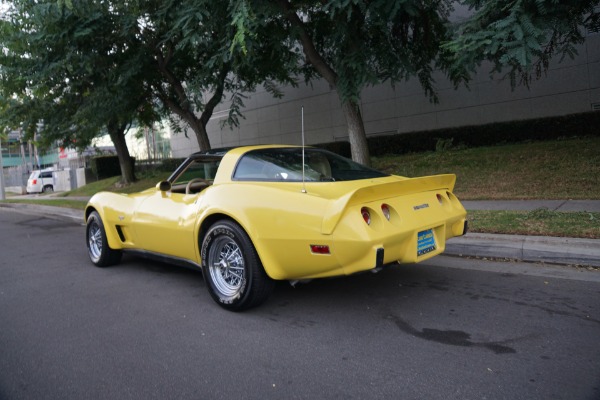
0,0,149,183
91,156,126,180
1,0,296,151
443,0,600,86
158,158,187,172
242,0,456,104
435,138,455,152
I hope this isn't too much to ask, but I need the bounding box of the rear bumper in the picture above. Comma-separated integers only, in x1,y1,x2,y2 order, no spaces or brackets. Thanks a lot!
335,215,468,275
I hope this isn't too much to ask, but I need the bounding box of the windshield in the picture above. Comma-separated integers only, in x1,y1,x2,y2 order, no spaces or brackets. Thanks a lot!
233,148,388,182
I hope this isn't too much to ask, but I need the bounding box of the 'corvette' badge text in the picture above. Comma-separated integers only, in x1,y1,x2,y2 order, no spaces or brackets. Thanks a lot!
413,203,429,210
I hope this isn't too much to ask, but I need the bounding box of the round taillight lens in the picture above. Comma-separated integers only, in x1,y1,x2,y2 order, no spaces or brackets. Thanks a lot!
381,204,391,221
361,207,371,225
437,194,444,204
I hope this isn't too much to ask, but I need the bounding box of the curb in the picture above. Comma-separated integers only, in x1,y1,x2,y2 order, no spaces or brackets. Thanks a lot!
446,233,600,267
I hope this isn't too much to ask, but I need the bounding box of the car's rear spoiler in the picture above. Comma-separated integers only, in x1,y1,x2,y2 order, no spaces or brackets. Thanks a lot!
321,174,457,234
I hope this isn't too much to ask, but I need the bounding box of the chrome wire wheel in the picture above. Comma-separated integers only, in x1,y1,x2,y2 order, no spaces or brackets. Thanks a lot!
201,220,274,310
207,236,245,298
86,211,122,267
88,220,103,263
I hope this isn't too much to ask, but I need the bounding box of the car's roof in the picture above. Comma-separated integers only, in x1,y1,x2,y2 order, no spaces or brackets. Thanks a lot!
189,144,300,158
190,147,234,157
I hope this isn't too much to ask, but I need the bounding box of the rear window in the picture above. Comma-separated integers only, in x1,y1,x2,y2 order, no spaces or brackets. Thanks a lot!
233,148,388,182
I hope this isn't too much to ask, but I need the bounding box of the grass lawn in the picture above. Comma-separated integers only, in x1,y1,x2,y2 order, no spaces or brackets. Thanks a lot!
59,170,171,197
468,209,600,239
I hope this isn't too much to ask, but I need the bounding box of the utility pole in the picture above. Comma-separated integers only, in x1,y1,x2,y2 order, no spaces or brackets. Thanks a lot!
0,135,6,200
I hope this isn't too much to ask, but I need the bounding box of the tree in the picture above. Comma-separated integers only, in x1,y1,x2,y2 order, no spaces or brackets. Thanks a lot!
0,1,156,183
1,0,297,186
232,0,599,166
233,0,457,165
142,0,298,151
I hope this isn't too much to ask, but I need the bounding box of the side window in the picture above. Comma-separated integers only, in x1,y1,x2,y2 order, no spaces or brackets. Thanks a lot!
40,172,53,179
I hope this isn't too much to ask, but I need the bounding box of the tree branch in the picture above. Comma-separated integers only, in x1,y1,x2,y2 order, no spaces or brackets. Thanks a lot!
200,63,230,127
277,0,338,86
155,44,191,111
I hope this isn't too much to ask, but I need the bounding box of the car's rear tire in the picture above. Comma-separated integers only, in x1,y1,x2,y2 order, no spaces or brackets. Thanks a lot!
86,211,122,267
201,220,274,311
42,185,53,193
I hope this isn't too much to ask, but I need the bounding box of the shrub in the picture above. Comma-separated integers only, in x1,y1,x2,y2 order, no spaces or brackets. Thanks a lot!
91,156,126,179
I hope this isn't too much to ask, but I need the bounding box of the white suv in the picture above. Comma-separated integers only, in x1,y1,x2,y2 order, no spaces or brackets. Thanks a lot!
26,169,55,194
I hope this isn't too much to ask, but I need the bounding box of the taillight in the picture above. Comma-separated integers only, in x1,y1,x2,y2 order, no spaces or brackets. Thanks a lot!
436,194,444,204
32,179,37,184
381,204,391,221
361,207,371,225
310,245,330,254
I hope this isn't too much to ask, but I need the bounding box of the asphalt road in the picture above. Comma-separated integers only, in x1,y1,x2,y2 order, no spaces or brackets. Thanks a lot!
1,209,599,400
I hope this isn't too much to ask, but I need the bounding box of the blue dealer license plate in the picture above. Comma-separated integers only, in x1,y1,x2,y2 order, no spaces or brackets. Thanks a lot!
417,229,436,256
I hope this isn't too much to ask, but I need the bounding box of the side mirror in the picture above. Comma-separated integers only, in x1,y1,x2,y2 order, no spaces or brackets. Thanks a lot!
157,181,171,192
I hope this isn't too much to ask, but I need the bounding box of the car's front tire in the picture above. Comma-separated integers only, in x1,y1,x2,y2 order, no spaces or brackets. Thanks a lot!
86,211,122,267
201,220,274,311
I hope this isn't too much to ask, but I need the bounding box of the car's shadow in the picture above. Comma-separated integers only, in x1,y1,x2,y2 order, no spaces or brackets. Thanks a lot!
111,253,447,313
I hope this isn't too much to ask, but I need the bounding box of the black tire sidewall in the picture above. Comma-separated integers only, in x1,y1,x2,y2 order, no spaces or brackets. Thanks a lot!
86,211,121,267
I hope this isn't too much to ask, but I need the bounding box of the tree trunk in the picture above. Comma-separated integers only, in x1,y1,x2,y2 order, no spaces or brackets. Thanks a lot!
341,100,371,166
183,111,211,151
279,0,371,166
107,120,136,184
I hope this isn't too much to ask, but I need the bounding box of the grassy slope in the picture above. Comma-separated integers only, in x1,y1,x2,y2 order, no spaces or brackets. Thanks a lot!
373,136,600,200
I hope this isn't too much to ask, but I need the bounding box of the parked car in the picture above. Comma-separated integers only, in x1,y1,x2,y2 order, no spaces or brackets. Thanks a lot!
26,169,55,194
85,145,468,311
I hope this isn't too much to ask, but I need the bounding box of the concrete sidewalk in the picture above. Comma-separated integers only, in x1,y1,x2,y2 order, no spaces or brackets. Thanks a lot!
462,199,600,212
1,198,599,268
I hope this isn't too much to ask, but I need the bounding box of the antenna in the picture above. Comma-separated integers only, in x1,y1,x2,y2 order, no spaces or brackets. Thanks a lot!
301,106,307,193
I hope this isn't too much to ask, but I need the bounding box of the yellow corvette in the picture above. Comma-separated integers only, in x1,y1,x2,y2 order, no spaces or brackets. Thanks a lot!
85,145,467,310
